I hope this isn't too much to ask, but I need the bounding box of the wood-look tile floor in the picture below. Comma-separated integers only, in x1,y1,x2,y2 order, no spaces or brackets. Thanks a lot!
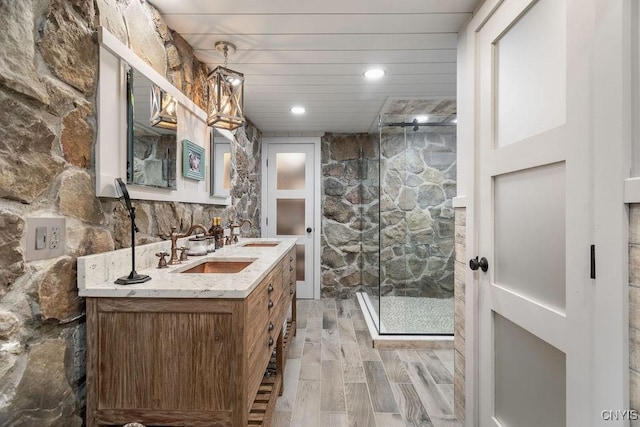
275,298,460,427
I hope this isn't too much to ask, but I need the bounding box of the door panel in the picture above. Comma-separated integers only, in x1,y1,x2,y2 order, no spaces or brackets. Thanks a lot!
275,152,306,190
276,198,306,235
495,0,567,147
494,162,566,311
494,313,566,427
295,244,305,282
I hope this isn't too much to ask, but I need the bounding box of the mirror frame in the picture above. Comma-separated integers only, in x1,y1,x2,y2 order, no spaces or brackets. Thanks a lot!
96,27,230,205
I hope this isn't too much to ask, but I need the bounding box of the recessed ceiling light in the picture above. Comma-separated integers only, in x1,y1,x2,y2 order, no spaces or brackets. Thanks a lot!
364,68,385,80
290,106,306,115
415,115,429,123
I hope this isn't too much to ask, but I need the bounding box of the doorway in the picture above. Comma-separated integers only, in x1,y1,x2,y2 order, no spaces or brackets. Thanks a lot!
262,137,321,299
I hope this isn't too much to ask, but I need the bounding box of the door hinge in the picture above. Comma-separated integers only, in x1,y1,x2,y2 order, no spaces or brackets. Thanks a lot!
266,159,268,167
266,217,268,226
590,244,596,279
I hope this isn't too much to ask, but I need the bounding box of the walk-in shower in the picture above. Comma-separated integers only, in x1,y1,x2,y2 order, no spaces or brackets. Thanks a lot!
358,113,457,337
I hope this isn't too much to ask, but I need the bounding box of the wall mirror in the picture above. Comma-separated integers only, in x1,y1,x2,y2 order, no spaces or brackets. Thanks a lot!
211,128,232,197
126,66,177,189
97,27,227,205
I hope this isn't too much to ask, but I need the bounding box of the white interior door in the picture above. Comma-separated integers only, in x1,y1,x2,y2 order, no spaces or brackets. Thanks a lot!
265,140,317,299
475,0,593,425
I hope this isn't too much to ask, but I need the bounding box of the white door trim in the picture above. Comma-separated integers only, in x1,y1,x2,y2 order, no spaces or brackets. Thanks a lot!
261,136,322,300
458,1,505,424
591,0,631,417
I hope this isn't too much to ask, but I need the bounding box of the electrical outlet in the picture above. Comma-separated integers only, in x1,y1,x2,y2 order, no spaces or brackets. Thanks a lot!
50,226,60,249
26,217,66,261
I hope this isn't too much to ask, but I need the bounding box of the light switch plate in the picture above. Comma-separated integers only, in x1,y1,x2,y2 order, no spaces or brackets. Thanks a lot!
25,217,66,261
35,226,47,250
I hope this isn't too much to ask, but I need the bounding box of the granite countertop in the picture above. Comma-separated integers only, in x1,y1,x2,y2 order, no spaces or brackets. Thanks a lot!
77,237,297,299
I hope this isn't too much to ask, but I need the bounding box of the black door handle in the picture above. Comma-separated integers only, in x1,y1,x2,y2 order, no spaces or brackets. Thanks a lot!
469,256,489,272
306,227,312,233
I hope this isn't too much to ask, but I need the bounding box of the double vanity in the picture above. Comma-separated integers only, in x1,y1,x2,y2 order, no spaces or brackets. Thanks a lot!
78,237,297,427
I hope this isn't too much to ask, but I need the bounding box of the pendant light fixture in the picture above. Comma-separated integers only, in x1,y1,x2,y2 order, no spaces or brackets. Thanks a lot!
150,84,178,130
207,41,245,130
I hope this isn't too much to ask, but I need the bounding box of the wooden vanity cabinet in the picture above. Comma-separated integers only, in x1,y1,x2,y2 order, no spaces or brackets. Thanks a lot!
86,248,296,427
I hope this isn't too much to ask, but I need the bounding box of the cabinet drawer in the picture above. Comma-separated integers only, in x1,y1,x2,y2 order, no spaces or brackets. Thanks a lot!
288,253,295,278
246,278,269,353
247,322,273,408
288,248,296,297
246,276,272,407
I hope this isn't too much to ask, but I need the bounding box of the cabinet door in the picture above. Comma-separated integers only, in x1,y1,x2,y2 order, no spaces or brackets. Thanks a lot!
94,299,235,413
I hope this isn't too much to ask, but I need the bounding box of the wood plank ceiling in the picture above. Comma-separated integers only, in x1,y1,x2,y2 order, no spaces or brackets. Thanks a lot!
147,0,481,133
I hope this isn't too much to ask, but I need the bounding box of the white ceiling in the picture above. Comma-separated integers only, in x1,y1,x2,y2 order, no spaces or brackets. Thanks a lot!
148,0,481,133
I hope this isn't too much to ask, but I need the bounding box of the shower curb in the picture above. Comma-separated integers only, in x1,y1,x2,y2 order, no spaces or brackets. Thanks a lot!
356,292,454,350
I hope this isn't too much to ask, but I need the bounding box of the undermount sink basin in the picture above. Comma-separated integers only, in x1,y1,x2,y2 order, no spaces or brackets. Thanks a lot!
181,259,255,274
241,241,280,248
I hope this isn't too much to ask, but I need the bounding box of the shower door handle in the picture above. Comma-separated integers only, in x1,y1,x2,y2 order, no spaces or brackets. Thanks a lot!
469,256,489,272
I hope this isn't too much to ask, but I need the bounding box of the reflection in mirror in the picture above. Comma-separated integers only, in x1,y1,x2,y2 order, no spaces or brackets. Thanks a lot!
211,129,232,197
126,66,177,189
150,84,177,129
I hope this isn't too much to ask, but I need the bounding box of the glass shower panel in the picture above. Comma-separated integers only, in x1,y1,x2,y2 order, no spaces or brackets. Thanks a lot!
374,114,456,335
360,142,381,329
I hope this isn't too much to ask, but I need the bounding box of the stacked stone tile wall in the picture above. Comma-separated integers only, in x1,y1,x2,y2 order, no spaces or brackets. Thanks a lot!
454,207,466,424
320,127,456,300
321,133,378,298
630,204,640,425
0,1,260,424
378,126,456,298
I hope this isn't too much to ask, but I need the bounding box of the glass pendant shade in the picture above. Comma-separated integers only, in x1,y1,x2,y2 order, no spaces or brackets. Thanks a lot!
207,66,245,130
150,84,177,129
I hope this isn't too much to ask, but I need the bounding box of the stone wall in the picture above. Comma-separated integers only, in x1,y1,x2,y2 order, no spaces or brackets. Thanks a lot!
228,124,262,236
321,133,377,298
453,207,466,425
630,204,640,426
0,1,260,424
320,127,456,300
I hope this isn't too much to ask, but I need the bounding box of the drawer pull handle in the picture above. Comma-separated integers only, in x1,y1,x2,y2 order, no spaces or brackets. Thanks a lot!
290,256,293,262
290,266,294,272
269,337,274,346
290,289,294,295
269,322,274,331
268,284,274,293
289,281,293,286
268,300,274,308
